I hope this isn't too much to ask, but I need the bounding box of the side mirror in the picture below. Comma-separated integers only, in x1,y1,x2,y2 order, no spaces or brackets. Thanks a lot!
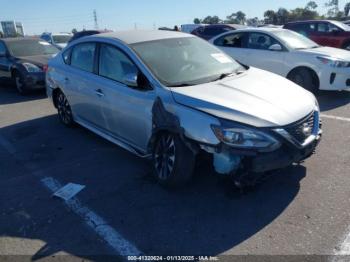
0,51,6,57
269,44,283,51
123,72,138,88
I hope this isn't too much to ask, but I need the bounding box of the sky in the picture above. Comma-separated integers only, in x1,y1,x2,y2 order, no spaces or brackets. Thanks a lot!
0,0,349,35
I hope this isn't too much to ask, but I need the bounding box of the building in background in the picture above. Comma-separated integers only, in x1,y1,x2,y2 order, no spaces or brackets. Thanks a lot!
1,21,24,37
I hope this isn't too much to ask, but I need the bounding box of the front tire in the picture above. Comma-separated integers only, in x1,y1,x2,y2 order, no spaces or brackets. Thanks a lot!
13,71,28,95
288,68,318,94
56,91,74,127
153,132,195,187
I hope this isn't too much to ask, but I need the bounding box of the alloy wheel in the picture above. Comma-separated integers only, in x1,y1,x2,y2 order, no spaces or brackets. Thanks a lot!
154,134,176,180
57,93,72,125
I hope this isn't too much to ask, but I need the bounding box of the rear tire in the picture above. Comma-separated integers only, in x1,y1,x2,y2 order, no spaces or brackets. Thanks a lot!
288,68,318,94
55,91,74,127
153,132,195,187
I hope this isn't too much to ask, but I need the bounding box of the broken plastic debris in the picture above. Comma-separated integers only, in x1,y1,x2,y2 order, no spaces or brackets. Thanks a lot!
53,183,85,201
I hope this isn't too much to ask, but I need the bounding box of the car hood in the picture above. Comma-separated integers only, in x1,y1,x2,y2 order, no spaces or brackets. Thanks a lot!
299,46,350,60
16,54,57,67
171,67,316,127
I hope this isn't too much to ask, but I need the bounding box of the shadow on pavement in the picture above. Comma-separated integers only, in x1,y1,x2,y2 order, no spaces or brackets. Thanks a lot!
317,90,350,112
0,81,47,105
0,114,307,259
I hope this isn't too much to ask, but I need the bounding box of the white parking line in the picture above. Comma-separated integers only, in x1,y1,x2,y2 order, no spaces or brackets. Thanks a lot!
0,133,142,257
41,177,142,257
321,114,350,122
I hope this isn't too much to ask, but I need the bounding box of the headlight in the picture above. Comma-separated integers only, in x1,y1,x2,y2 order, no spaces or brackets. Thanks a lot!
22,63,42,72
317,56,350,68
211,125,281,152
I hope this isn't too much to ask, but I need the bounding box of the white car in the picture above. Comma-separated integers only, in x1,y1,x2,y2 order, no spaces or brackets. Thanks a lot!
40,32,72,50
210,27,350,92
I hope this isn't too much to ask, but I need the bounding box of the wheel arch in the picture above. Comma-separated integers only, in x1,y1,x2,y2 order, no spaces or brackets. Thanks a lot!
286,66,320,89
10,66,19,78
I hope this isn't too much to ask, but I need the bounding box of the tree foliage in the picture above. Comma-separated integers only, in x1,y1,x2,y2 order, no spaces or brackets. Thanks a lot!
193,1,350,27
226,11,246,24
201,15,222,24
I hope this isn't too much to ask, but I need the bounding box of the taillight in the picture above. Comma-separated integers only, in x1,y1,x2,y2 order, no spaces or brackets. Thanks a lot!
43,64,49,73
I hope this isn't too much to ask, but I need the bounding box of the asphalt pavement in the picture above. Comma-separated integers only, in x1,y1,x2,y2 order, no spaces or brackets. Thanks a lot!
0,83,350,261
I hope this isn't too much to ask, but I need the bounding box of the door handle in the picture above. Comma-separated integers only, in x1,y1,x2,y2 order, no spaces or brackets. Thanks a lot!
95,89,104,97
64,77,69,82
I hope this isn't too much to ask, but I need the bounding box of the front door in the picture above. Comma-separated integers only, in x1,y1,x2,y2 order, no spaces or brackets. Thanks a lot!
95,43,155,151
244,32,288,76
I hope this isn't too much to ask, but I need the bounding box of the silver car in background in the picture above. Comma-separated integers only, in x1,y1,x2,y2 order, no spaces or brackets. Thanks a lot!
46,30,322,187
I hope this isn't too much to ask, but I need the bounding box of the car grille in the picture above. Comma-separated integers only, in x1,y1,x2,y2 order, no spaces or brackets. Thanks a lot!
284,112,315,144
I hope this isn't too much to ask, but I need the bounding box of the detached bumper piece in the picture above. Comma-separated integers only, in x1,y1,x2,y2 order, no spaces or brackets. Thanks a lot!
210,110,322,185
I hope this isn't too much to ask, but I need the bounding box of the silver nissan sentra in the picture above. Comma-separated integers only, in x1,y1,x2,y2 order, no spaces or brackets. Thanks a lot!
46,30,322,187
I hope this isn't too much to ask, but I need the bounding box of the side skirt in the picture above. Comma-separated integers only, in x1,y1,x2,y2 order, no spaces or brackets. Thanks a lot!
74,117,152,159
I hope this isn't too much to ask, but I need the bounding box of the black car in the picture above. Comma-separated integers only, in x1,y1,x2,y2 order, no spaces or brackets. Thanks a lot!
191,24,246,40
0,37,59,94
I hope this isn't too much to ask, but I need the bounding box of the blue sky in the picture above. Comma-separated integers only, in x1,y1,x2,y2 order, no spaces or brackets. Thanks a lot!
0,0,348,35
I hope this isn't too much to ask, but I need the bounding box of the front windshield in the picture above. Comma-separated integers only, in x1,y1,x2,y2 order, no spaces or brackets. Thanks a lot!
53,35,71,44
131,37,244,87
7,39,59,57
274,30,319,50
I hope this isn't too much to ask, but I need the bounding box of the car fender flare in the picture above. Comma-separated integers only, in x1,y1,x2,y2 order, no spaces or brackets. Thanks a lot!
147,97,199,155
286,66,320,88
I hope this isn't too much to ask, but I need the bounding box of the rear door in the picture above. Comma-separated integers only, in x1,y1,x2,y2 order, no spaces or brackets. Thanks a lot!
213,32,251,65
286,22,317,41
94,43,155,151
314,22,343,47
63,42,106,128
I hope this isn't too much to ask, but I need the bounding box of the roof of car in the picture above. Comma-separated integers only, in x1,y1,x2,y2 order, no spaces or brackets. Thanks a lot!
232,27,286,33
41,32,71,35
0,37,40,42
94,30,194,44
285,20,335,24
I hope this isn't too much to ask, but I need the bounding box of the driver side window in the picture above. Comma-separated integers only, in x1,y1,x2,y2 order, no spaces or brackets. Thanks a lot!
99,44,138,85
317,22,341,33
247,33,278,50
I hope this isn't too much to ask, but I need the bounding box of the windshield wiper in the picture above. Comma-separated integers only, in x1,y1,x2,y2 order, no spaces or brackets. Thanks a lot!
211,70,244,82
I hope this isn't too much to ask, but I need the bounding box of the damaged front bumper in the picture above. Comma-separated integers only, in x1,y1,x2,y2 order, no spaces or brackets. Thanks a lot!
202,111,322,175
